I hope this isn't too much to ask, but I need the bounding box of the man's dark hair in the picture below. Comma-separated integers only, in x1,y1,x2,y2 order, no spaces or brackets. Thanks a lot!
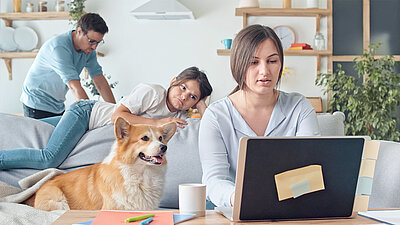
77,13,108,34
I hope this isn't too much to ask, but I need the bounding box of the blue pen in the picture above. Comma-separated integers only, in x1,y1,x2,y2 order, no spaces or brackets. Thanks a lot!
140,216,153,225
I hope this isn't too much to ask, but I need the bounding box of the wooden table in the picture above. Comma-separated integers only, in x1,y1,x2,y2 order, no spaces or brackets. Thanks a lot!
52,210,378,225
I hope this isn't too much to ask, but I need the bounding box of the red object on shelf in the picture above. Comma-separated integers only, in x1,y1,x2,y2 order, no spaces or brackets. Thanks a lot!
291,43,311,47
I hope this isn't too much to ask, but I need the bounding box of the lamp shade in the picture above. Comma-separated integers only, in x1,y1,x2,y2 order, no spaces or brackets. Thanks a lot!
238,0,259,8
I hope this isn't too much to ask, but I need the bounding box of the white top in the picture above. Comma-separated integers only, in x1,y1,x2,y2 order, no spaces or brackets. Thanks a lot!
198,91,321,207
89,83,188,129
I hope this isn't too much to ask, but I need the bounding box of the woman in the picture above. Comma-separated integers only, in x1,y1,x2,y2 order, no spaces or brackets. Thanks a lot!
199,25,320,207
0,66,212,170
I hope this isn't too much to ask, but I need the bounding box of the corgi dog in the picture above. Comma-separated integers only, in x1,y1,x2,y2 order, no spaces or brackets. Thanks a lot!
25,117,177,211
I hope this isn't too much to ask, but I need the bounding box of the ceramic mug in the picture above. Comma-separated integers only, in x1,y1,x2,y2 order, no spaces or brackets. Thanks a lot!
179,183,206,217
221,39,232,49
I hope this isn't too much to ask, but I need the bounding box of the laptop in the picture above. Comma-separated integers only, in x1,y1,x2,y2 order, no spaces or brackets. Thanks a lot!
216,136,369,221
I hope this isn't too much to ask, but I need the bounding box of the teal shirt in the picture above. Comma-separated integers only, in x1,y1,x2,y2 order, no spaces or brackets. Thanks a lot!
20,30,103,114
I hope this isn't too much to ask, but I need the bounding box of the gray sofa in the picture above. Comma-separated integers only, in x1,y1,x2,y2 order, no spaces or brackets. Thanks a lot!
1,112,399,209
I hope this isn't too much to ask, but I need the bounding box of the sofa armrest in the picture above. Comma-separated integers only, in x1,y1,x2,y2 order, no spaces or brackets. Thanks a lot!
317,111,345,136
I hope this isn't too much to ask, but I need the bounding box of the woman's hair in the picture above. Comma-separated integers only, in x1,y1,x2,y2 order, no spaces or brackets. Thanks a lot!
77,13,109,35
230,24,284,94
170,66,213,100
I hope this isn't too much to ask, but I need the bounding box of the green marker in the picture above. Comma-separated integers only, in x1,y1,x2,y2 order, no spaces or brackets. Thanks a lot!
125,214,155,223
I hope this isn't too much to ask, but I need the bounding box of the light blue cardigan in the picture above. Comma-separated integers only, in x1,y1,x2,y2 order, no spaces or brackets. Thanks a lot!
199,91,321,207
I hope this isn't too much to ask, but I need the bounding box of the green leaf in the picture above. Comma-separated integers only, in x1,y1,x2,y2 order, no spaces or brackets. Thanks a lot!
315,43,400,141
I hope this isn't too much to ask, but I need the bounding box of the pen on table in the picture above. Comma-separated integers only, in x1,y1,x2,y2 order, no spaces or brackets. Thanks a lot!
140,216,153,225
125,214,155,222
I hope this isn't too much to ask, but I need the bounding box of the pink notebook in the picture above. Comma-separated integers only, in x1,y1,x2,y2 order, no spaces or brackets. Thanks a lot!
91,210,174,225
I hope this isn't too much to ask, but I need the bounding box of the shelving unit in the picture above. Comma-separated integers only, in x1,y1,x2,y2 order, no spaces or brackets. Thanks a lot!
217,0,333,75
0,11,103,80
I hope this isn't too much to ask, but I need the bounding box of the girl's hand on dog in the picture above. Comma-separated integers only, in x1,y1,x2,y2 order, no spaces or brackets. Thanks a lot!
159,117,187,128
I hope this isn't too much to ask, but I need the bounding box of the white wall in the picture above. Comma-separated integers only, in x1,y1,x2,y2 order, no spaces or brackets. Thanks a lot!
0,0,327,114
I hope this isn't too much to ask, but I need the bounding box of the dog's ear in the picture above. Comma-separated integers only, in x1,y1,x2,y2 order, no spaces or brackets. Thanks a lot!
162,122,177,142
114,117,130,142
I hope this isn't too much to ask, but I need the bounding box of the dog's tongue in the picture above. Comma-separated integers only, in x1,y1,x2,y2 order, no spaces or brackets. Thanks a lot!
152,156,163,164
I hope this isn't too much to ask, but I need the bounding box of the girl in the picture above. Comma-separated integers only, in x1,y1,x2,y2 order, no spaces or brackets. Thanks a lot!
0,66,212,170
198,25,320,207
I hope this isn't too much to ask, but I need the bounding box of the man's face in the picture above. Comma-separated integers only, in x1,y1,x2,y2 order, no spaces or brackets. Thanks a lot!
76,27,104,54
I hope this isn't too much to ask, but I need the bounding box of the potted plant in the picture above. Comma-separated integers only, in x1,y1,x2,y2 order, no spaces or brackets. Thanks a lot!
68,0,86,24
316,43,400,141
82,74,118,100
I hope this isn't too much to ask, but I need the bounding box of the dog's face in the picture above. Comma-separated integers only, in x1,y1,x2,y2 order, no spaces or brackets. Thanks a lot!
112,117,177,166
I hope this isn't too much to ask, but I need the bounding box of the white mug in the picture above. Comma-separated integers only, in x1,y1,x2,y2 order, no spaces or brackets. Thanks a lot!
179,183,206,217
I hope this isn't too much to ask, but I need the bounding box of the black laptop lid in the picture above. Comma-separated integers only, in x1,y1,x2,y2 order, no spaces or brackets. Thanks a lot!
238,137,365,220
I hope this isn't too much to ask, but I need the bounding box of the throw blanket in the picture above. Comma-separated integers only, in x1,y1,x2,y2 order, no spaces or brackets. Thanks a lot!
0,169,66,225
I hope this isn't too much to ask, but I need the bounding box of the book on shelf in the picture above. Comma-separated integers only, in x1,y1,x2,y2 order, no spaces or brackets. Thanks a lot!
289,43,313,50
290,43,310,47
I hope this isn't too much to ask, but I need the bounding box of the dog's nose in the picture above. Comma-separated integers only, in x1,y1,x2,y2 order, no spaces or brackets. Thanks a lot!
160,145,167,153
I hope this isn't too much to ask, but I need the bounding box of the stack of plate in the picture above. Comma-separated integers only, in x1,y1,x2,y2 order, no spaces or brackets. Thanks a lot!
0,27,18,51
0,26,38,52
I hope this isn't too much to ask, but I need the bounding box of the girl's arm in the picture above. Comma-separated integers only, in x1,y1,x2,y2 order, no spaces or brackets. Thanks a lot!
111,104,187,128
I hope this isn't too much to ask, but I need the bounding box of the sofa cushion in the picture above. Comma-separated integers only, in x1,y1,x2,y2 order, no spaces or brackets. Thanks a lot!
369,140,400,208
0,112,347,209
317,111,345,136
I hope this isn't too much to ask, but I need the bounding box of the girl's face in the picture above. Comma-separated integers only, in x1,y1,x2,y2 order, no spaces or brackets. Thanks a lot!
167,79,201,112
244,38,281,95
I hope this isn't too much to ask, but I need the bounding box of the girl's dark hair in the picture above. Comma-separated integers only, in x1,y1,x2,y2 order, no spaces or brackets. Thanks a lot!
77,13,109,35
230,24,284,94
170,66,213,100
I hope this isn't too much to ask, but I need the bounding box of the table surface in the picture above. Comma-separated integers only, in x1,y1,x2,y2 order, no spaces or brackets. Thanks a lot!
52,210,378,225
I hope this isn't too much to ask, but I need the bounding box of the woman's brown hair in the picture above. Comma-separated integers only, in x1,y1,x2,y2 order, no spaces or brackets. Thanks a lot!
230,24,284,94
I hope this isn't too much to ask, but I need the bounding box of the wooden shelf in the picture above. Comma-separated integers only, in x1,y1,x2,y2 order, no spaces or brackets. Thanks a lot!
235,7,331,17
1,51,104,80
217,49,332,56
0,12,71,26
226,2,333,77
216,49,231,56
0,11,87,80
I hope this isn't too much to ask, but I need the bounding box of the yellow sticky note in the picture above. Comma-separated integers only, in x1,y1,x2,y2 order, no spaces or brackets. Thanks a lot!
363,141,380,160
359,159,376,178
353,195,369,212
274,165,325,201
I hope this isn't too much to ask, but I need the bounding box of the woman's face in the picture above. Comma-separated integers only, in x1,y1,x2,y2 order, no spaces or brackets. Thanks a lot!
244,38,281,95
167,79,201,112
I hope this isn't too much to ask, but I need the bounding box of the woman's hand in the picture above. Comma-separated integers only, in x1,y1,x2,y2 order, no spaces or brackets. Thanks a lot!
158,117,187,128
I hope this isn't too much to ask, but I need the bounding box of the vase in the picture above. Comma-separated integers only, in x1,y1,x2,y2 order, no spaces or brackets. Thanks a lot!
13,0,21,12
238,0,259,8
307,0,319,8
282,0,291,8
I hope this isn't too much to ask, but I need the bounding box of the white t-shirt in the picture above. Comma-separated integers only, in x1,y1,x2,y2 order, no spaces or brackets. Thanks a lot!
89,83,188,129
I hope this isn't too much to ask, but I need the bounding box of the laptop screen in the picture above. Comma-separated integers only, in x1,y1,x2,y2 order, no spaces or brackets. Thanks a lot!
235,137,365,220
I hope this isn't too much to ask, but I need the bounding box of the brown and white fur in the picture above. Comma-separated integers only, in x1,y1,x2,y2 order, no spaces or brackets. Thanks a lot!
25,117,177,211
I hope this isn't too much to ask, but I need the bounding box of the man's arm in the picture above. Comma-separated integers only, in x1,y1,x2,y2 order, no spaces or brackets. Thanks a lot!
67,80,89,100
92,74,116,104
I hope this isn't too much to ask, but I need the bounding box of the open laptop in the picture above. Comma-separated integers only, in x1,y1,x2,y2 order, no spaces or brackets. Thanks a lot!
216,136,369,221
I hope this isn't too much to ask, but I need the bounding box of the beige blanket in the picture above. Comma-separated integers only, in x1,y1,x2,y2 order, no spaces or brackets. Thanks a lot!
0,168,66,225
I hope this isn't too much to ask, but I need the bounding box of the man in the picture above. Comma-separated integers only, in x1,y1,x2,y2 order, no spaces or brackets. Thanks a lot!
20,13,116,119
